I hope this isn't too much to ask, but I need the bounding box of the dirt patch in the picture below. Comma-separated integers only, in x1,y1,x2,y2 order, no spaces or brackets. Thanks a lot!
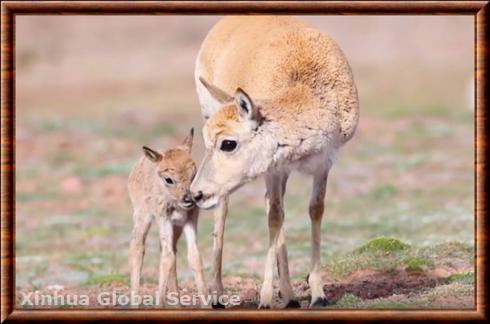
17,268,472,309
321,270,438,303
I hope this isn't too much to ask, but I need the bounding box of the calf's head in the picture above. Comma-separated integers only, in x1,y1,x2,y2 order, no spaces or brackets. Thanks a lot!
143,129,197,209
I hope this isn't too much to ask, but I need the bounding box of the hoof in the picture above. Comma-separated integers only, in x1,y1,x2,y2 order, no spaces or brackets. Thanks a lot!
212,301,225,309
258,304,271,309
285,300,301,308
310,297,330,308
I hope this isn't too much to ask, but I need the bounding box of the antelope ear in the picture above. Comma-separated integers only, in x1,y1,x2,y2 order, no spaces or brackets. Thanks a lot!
199,76,233,104
142,146,162,163
181,128,194,153
235,88,260,122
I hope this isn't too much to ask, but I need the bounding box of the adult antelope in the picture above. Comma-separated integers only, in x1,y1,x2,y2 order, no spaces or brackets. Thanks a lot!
191,16,359,308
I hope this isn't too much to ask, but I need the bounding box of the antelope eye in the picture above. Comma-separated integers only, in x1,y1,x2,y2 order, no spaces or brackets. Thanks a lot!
220,140,238,152
163,177,175,185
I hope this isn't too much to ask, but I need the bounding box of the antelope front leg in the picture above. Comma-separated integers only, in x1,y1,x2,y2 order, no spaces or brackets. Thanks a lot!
157,218,176,306
259,173,287,309
274,172,298,308
184,210,208,307
308,170,329,308
276,228,298,308
129,210,152,299
210,196,228,308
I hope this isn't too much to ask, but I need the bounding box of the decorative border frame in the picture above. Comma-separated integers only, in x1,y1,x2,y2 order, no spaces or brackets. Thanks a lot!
1,1,487,322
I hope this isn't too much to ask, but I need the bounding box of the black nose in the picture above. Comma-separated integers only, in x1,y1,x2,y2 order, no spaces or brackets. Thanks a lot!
193,191,203,202
183,195,193,204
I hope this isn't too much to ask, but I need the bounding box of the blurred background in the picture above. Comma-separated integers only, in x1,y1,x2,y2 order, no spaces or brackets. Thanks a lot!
16,16,474,308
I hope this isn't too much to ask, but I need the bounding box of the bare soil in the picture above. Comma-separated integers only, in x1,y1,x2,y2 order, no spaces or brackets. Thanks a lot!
322,270,438,302
17,267,473,309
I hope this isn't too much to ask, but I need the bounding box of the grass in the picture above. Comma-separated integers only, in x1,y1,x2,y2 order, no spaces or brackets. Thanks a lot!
354,237,410,254
325,237,472,279
16,191,60,202
418,242,475,264
73,162,134,180
12,15,475,309
403,257,434,272
35,114,177,139
445,272,474,285
14,57,474,309
84,273,128,286
335,283,475,309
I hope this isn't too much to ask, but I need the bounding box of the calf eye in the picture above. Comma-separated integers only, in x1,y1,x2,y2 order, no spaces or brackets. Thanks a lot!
164,177,175,185
220,140,237,152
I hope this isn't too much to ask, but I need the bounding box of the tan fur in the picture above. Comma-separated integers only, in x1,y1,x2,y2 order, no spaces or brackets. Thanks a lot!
205,104,240,140
128,131,208,307
192,16,360,309
197,16,359,143
129,149,196,206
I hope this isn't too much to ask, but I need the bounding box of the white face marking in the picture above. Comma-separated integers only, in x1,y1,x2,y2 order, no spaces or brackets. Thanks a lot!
195,194,219,210
191,120,280,204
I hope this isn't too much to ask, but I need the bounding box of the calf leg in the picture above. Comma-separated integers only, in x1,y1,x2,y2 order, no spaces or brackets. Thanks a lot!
210,196,228,308
167,225,183,296
129,210,152,298
308,170,329,308
157,217,176,306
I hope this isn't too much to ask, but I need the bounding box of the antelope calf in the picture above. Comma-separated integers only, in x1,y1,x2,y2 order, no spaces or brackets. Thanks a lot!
191,16,359,308
128,129,207,306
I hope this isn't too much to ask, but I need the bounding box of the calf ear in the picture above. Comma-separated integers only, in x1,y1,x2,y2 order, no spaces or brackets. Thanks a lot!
142,146,162,163
235,88,261,123
199,76,233,104
181,128,194,153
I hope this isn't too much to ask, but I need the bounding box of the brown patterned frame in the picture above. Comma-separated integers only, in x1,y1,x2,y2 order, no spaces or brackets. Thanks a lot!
1,1,488,322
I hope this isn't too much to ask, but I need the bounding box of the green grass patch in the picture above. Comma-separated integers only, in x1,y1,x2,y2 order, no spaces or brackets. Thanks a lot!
16,191,59,202
82,226,112,239
147,122,177,137
445,272,474,285
33,115,177,141
354,237,410,254
16,167,42,180
363,301,412,308
331,282,474,308
74,162,133,180
334,294,363,307
418,241,474,263
403,256,433,272
368,185,399,201
393,154,428,172
40,117,64,131
84,273,128,286
326,238,473,279
67,253,111,274
67,258,97,274
372,102,469,120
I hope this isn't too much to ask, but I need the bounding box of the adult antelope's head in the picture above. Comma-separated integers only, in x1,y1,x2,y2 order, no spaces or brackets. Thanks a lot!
191,77,276,209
